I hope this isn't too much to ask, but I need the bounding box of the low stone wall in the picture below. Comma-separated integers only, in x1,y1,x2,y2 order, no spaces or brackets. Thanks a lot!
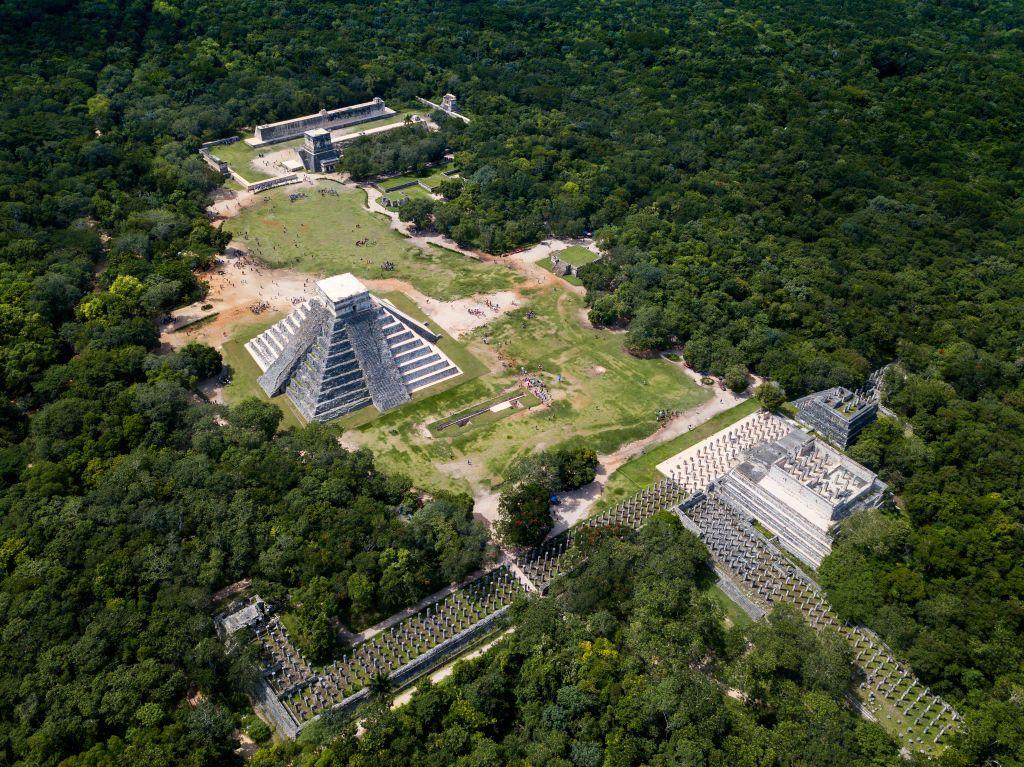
201,136,240,149
246,174,300,194
199,149,229,176
254,678,300,739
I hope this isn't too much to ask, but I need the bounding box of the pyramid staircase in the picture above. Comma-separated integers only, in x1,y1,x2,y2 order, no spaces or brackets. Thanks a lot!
245,279,460,422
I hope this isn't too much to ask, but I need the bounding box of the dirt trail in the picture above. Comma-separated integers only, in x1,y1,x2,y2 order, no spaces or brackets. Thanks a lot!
361,183,591,295
469,368,753,534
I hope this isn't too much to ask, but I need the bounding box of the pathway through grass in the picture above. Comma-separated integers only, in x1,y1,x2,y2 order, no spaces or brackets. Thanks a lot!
225,181,520,301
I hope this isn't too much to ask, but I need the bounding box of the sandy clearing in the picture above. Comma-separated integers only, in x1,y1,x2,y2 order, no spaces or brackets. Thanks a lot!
361,276,521,338
160,247,320,349
167,177,539,351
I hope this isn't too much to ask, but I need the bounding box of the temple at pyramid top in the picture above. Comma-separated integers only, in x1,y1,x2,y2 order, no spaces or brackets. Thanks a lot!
245,274,461,422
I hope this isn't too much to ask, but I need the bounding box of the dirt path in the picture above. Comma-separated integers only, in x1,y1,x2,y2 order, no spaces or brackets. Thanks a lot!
361,183,591,295
470,370,753,535
160,248,320,349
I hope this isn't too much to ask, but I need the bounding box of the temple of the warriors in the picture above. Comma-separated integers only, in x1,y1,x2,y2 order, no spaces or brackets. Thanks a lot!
656,411,886,569
793,385,878,448
246,98,393,147
716,429,886,567
246,274,460,421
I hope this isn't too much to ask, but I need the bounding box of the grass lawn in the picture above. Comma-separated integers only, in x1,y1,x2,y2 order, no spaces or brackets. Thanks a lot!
332,109,427,138
596,398,761,508
707,583,754,630
342,287,708,493
554,245,600,267
428,391,542,435
224,181,521,301
382,184,436,205
219,312,305,430
207,139,303,183
537,256,584,286
378,168,453,193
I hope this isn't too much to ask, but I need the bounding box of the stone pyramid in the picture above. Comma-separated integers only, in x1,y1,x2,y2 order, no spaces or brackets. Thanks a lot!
245,274,460,422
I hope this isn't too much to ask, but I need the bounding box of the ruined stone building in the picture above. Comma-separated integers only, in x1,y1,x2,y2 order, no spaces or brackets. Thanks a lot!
793,386,878,448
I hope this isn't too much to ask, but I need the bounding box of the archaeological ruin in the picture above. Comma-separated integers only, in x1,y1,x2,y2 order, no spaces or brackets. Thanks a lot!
793,385,879,448
655,412,886,568
246,274,460,421
247,98,394,147
297,128,340,173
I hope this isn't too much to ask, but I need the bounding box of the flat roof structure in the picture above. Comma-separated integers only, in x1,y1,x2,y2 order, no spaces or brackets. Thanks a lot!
793,385,878,448
656,412,885,568
316,273,367,302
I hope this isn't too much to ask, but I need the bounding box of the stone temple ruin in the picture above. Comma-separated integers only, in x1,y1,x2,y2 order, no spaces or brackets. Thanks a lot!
247,98,393,147
217,409,955,750
656,412,886,569
246,274,460,421
717,430,886,567
793,385,878,448
297,128,340,173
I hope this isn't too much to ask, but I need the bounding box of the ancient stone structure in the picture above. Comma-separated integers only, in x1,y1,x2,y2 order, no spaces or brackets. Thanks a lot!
655,411,885,569
297,129,340,173
440,93,459,114
247,98,393,147
416,94,471,123
676,490,959,750
716,430,887,568
549,253,574,277
246,274,460,421
793,385,878,448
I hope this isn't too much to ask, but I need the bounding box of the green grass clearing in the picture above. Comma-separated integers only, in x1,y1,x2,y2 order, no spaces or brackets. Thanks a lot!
378,168,453,193
224,181,521,301
332,110,427,138
537,256,584,286
342,287,708,493
707,583,754,630
428,391,542,435
596,398,761,508
381,184,436,206
207,139,305,183
553,245,600,267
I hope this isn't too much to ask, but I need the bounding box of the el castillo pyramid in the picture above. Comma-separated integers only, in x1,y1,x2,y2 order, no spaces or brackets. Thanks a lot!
245,274,461,421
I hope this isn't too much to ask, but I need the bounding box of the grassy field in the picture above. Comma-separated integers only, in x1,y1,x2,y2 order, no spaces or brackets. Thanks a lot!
381,184,436,205
332,110,427,137
379,168,452,193
428,391,542,435
596,398,761,507
554,245,600,267
219,312,305,430
707,583,754,630
209,138,305,183
224,181,521,301
342,287,708,493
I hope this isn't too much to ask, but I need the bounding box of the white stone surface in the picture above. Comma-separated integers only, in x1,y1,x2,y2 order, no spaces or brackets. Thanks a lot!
317,273,368,302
